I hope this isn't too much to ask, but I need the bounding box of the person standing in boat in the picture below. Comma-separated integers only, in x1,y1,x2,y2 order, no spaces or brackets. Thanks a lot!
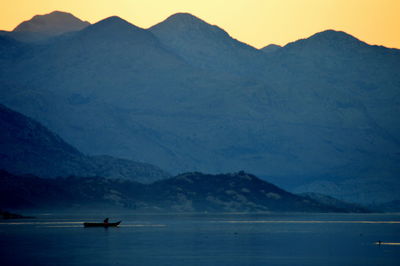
104,218,109,224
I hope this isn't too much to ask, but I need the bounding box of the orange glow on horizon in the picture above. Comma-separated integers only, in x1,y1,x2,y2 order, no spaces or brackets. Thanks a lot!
2,0,400,49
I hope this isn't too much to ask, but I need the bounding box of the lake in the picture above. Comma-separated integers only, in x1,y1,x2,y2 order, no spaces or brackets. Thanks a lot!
1,212,399,266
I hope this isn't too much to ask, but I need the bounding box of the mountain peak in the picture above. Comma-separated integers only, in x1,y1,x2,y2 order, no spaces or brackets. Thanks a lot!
150,12,226,35
149,12,262,74
309,29,362,43
164,12,207,24
13,11,90,35
48,10,74,16
284,29,368,52
80,16,151,41
88,16,143,32
261,44,281,53
98,16,130,24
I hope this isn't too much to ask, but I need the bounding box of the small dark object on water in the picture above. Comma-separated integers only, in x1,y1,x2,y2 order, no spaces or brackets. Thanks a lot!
378,240,382,246
84,220,121,227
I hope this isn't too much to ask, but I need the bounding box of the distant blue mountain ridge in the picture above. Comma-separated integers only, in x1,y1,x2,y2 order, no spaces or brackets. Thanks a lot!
0,11,399,205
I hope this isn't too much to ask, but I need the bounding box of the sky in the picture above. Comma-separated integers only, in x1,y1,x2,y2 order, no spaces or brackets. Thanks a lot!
2,0,400,49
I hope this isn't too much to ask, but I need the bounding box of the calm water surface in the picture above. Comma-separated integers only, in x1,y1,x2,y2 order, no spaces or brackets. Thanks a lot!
1,212,399,266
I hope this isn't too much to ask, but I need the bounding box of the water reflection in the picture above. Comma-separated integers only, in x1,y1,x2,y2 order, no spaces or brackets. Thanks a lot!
375,242,400,246
219,220,400,224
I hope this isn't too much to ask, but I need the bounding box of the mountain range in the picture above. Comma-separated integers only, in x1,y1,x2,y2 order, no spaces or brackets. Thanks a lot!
0,170,368,213
0,105,366,212
0,11,399,205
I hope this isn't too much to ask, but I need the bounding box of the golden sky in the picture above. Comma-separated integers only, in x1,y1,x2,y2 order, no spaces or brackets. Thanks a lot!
2,0,400,48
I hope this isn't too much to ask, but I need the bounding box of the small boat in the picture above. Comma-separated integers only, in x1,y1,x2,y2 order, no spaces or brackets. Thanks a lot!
83,221,121,227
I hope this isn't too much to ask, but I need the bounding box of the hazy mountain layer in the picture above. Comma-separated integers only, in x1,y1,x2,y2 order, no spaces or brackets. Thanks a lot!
299,192,369,213
0,104,169,183
0,13,399,204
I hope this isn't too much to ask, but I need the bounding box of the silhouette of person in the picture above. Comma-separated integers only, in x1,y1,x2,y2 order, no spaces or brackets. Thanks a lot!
104,218,109,224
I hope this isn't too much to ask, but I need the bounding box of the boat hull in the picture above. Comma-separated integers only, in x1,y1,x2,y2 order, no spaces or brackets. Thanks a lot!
83,221,121,227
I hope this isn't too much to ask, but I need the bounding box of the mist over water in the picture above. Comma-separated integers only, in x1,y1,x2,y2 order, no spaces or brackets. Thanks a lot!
1,212,399,266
